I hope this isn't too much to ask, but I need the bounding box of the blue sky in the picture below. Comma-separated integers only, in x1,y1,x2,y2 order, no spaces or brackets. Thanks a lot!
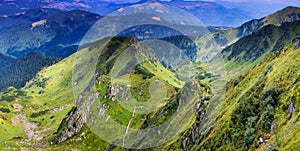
104,0,300,19
104,0,300,4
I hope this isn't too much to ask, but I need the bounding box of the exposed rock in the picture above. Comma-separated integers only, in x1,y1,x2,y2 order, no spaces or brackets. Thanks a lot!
183,137,190,149
294,38,300,50
54,92,99,143
98,104,107,117
12,103,23,112
105,144,115,151
49,104,71,113
180,82,211,150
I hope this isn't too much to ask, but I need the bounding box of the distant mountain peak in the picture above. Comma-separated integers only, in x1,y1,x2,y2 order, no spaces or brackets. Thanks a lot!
170,0,184,2
263,6,300,26
139,0,159,3
235,6,300,37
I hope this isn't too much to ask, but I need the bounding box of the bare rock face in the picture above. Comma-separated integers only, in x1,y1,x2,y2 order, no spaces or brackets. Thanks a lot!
182,85,211,150
54,92,99,143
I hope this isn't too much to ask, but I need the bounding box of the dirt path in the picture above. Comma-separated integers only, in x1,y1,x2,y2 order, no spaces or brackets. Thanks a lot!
122,106,137,148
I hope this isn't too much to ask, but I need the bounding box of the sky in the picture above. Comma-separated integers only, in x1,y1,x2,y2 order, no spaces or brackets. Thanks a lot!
214,0,300,18
106,0,300,19
217,0,299,3
106,0,300,4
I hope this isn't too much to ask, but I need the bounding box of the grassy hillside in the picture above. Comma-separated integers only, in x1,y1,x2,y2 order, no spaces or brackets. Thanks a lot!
0,52,59,91
54,36,210,150
0,36,211,150
0,7,299,150
0,50,75,149
196,39,300,150
216,20,300,78
196,6,300,62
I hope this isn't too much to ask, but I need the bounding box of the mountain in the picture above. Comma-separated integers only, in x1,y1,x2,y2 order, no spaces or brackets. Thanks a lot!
113,0,252,27
0,53,15,68
197,6,300,62
54,36,184,146
0,52,58,91
196,39,300,150
237,6,300,37
0,8,62,29
1,2,300,151
217,20,300,77
0,9,101,58
0,36,209,150
0,9,101,90
165,0,252,27
0,7,225,60
0,53,75,149
1,27,300,151
0,0,89,15
0,0,253,27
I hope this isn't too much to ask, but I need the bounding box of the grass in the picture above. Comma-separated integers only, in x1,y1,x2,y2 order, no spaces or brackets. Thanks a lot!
0,36,206,150
197,41,300,150
0,52,76,149
2,35,299,150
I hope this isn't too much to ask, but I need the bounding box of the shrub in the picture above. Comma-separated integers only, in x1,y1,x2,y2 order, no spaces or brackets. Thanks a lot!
260,87,281,130
244,116,258,147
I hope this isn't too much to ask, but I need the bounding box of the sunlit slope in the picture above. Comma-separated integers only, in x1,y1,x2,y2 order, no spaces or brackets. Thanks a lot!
197,6,300,63
0,50,75,149
0,36,210,150
197,39,300,150
54,36,210,150
212,20,300,79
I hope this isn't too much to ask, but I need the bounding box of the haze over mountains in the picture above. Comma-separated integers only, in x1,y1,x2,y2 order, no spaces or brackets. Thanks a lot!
0,0,300,150
1,0,254,27
0,2,300,94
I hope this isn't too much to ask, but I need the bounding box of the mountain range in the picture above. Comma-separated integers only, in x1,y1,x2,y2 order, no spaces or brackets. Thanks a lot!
0,2,300,151
196,6,300,62
0,9,101,58
0,0,253,27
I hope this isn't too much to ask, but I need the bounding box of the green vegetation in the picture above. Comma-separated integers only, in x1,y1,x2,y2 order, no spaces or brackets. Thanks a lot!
220,20,300,78
0,51,74,149
197,41,300,150
0,52,59,91
1,6,300,150
0,36,210,150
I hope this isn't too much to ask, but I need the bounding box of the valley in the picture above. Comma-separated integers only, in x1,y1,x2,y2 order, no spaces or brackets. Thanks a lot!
0,0,300,150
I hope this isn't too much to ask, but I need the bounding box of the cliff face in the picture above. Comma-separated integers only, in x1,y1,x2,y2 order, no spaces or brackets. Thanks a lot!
51,35,213,150
54,93,99,143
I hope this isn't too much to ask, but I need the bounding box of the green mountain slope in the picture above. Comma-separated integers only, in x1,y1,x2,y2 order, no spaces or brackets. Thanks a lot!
1,5,300,151
0,52,58,91
197,6,300,62
219,20,300,77
0,51,75,149
196,39,300,150
0,36,210,150
54,36,209,150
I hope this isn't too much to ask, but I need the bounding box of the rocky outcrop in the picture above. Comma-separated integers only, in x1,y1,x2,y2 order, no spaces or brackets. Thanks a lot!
182,93,210,150
54,92,99,143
